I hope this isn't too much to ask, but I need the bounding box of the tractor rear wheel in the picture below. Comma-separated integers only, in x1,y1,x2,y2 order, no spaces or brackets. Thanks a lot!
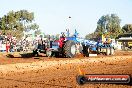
63,40,76,58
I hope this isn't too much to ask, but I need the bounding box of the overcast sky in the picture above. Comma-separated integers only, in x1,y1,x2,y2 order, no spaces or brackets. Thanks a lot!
0,0,132,37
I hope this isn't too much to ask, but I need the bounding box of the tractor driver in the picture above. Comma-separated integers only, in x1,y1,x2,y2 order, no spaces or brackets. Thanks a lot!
59,33,66,48
60,32,66,38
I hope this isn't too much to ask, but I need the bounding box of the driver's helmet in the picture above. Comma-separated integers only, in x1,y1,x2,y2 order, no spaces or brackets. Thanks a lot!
61,32,66,38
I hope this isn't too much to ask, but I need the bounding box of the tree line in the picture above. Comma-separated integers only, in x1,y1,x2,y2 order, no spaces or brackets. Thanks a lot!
0,10,39,39
85,14,132,39
1,10,131,40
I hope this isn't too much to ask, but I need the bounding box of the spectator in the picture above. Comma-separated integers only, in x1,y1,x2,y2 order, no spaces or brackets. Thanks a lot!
6,40,10,53
10,42,14,52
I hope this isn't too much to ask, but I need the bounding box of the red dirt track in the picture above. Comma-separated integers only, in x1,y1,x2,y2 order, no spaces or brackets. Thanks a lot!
0,50,131,88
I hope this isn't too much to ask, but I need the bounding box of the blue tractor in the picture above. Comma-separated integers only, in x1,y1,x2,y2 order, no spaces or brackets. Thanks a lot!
46,30,114,58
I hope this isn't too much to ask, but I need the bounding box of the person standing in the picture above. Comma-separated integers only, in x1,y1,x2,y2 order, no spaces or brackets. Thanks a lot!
6,40,10,53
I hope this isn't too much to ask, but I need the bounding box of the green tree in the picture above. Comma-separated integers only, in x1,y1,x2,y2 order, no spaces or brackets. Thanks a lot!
34,29,41,36
25,23,39,32
85,33,94,39
95,14,122,38
55,34,60,40
85,32,98,39
0,10,39,39
122,24,132,33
